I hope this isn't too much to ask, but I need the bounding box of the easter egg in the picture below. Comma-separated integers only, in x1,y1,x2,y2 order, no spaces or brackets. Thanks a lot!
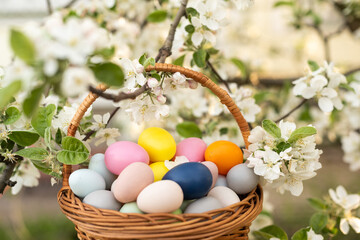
150,162,169,182
111,162,154,203
137,180,183,213
175,137,207,162
105,141,149,175
163,162,212,200
120,202,143,214
83,190,122,211
208,186,240,207
204,140,243,175
138,127,176,162
201,161,218,188
226,163,259,194
69,169,105,198
89,153,117,189
184,196,223,214
215,175,228,187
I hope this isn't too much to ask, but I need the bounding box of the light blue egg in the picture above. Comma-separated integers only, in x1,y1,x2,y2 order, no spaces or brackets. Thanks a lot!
83,190,122,211
120,202,143,214
214,175,227,187
226,163,259,194
89,153,117,189
69,169,106,198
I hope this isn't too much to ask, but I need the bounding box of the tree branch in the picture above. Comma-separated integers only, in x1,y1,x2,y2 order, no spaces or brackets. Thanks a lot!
46,0,53,15
64,0,78,8
0,156,22,195
155,0,189,63
206,60,231,92
89,85,147,102
275,99,308,123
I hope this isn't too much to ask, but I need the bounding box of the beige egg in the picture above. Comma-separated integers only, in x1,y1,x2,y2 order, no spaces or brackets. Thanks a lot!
201,161,218,188
207,186,240,207
137,180,183,213
111,162,154,203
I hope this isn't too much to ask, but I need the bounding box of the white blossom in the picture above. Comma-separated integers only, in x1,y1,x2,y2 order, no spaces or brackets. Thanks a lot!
191,17,216,47
237,97,261,122
196,0,225,31
61,67,96,97
119,58,146,92
10,159,41,195
307,228,324,240
89,112,110,131
341,131,360,171
93,128,120,146
232,0,254,10
52,104,92,133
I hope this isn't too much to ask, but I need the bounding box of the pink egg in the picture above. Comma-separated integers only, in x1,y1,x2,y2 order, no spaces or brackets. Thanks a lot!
175,138,207,162
202,161,219,189
111,162,154,203
105,141,150,175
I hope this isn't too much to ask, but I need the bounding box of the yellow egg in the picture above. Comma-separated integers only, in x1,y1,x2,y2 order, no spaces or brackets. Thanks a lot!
150,162,169,181
138,127,176,162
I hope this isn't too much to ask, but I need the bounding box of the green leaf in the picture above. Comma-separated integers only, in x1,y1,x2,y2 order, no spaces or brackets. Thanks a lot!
1,140,15,151
174,55,186,66
139,53,147,65
55,128,63,145
274,1,294,7
307,60,320,72
0,81,22,110
220,127,228,135
8,131,40,147
276,142,291,153
253,225,288,240
176,122,202,138
310,212,328,233
231,58,248,78
3,107,21,125
288,126,317,143
298,104,313,122
147,10,167,23
186,7,199,17
57,136,90,165
291,228,308,240
308,198,327,210
23,85,44,117
185,25,195,33
44,127,52,149
262,119,281,138
193,49,207,68
31,104,56,137
15,147,48,160
10,29,36,64
143,57,155,68
96,46,115,59
91,62,124,87
253,231,277,240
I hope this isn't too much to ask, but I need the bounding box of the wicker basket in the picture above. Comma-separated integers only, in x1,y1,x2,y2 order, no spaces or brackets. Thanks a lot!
57,63,263,240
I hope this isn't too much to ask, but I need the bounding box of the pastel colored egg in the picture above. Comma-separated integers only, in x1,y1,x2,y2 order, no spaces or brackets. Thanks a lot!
204,140,243,175
175,138,207,162
69,169,106,198
138,127,176,162
201,161,218,188
184,196,223,214
163,162,212,200
215,175,228,187
89,153,117,189
226,163,259,194
137,180,183,213
105,141,150,175
207,186,240,207
150,162,169,182
83,190,122,211
111,162,154,203
120,202,143,214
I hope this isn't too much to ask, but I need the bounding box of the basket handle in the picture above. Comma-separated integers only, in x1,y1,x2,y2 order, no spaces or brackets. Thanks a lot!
63,63,250,187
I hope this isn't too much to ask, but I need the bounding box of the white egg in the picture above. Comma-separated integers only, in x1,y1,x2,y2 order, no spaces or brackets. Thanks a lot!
184,196,222,214
83,190,122,211
226,163,259,194
207,186,240,207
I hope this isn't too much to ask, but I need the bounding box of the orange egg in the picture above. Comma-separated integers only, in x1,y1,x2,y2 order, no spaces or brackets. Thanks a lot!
204,140,243,175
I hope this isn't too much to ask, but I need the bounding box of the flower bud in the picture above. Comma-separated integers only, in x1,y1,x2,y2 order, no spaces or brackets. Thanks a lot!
188,79,198,89
157,95,167,104
153,86,163,96
147,77,159,88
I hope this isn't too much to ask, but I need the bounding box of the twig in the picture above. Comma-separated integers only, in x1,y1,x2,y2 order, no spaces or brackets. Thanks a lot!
0,157,21,194
275,99,308,123
89,85,147,102
155,0,189,63
206,60,231,92
82,107,121,141
64,0,78,8
46,0,53,15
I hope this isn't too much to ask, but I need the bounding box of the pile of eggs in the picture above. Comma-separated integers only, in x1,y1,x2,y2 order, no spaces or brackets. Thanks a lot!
69,127,259,214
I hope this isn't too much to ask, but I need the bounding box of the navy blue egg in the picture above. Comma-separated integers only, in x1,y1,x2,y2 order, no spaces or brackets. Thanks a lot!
162,162,213,200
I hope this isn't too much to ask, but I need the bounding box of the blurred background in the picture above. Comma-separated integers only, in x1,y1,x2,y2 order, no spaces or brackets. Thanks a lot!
1,0,359,239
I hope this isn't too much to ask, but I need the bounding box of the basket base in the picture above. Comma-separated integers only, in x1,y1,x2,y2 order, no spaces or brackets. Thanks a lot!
75,225,250,240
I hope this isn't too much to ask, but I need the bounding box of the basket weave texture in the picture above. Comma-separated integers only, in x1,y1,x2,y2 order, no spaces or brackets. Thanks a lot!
57,63,263,239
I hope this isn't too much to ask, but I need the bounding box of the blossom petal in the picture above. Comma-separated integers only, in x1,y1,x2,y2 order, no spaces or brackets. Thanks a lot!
191,32,203,46
318,97,334,112
340,218,350,235
310,75,328,91
348,217,360,233
321,87,337,98
302,87,316,99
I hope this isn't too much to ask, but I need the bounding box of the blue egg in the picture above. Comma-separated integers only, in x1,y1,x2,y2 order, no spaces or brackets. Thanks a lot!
162,162,212,200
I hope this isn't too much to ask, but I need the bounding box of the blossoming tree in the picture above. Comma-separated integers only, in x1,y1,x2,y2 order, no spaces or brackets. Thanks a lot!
0,0,360,239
